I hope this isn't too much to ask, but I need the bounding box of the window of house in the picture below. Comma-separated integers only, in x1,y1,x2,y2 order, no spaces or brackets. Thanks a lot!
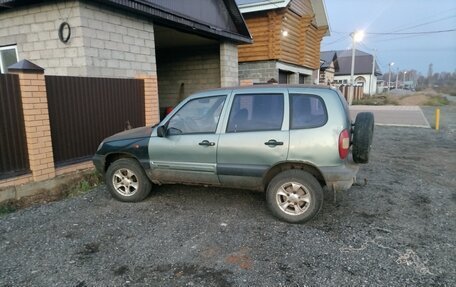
290,94,328,129
227,94,284,133
0,45,19,74
167,96,226,135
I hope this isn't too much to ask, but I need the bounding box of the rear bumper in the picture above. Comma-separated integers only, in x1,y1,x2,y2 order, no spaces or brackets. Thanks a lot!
319,161,359,192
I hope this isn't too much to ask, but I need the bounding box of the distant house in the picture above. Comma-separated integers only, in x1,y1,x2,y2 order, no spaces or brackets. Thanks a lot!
319,50,337,85
0,0,252,114
321,49,382,96
236,0,329,84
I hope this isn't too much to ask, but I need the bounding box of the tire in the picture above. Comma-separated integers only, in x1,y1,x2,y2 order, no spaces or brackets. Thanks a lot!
266,170,323,223
105,158,152,202
352,112,374,164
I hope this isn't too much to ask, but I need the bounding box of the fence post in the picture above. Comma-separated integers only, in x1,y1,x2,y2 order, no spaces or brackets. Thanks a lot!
8,60,55,182
137,74,160,126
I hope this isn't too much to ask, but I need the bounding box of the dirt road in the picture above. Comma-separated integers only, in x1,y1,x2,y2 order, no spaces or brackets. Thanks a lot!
1,107,455,287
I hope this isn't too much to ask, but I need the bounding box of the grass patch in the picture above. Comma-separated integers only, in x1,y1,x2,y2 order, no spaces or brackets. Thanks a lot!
352,95,399,105
424,96,449,106
67,171,103,198
0,171,104,216
0,202,16,216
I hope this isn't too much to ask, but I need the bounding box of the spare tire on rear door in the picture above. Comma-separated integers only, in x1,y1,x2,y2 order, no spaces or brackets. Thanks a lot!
352,112,374,164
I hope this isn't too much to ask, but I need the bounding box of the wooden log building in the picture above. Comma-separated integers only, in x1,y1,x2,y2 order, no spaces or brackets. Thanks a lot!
236,0,329,84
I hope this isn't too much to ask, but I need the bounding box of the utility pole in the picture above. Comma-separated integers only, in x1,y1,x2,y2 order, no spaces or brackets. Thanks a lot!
395,69,399,90
349,30,364,105
427,63,433,88
370,49,376,96
388,62,394,92
403,71,407,89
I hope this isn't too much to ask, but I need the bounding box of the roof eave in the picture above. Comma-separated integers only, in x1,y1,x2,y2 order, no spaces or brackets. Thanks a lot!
238,0,290,13
310,0,330,36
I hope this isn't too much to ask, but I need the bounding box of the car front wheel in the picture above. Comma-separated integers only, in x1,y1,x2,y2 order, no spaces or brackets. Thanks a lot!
266,170,323,223
106,158,151,202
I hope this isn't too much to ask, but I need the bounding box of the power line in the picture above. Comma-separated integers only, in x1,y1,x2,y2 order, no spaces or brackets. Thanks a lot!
386,7,456,32
392,15,456,32
322,34,349,47
366,28,456,35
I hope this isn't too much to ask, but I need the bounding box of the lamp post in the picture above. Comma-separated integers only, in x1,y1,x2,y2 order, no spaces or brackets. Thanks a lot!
395,69,399,90
388,62,394,92
349,30,364,105
403,71,407,88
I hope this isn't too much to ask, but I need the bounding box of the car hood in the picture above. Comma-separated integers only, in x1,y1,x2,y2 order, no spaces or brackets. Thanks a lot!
104,126,153,142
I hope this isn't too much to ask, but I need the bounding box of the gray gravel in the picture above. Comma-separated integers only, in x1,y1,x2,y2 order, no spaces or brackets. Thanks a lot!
1,107,455,287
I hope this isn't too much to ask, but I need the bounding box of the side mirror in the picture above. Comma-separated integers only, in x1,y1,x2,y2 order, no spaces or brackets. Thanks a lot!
157,125,167,137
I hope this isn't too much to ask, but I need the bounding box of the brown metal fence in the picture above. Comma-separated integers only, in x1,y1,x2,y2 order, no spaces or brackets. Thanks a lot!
45,76,145,166
338,85,364,102
0,74,30,179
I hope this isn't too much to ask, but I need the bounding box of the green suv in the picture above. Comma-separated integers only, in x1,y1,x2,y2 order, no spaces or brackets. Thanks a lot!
93,85,374,223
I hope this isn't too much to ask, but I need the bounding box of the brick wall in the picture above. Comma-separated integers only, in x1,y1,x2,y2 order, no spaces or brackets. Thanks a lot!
0,1,156,78
220,42,238,87
0,1,85,76
238,61,278,84
78,2,156,78
156,45,221,108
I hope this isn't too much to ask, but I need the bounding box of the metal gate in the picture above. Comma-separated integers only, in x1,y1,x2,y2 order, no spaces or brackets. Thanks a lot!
45,76,145,166
0,74,30,179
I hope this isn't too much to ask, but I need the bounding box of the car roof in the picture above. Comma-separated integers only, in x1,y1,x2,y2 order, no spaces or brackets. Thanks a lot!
200,84,334,93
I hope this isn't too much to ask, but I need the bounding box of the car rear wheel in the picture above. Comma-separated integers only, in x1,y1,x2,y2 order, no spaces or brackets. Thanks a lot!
106,158,151,202
266,170,323,223
352,112,374,164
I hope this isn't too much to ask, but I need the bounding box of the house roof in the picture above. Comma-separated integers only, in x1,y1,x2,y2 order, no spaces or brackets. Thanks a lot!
325,49,382,76
235,0,330,36
0,0,252,44
320,50,337,69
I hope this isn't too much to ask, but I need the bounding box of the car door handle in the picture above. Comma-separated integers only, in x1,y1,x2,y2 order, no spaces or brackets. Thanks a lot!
264,139,284,146
199,140,215,146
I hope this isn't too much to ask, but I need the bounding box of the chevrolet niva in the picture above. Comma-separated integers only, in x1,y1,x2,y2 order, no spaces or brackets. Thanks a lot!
93,85,374,223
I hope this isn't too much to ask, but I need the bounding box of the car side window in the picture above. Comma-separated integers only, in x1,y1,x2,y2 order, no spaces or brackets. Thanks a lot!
227,94,284,133
167,96,226,135
290,94,328,129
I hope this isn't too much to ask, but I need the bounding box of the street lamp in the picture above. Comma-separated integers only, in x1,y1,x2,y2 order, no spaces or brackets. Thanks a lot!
403,71,407,88
388,62,394,92
388,63,394,91
349,30,364,105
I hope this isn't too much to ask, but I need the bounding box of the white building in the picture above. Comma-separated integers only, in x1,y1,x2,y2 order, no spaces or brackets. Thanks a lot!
323,49,382,96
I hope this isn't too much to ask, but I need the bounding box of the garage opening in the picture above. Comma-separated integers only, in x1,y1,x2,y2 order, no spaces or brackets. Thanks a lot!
154,25,221,119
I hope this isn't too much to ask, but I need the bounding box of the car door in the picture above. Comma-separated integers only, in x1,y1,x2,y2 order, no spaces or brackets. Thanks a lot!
216,89,289,189
148,94,227,185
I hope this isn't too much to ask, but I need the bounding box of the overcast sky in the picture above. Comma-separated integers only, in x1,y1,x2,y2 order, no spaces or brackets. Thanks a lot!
321,0,456,75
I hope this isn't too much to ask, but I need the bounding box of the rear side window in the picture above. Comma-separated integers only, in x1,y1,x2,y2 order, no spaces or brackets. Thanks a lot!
227,94,284,133
290,94,327,129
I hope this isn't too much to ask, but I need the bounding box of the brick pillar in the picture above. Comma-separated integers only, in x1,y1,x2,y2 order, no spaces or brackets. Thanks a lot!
137,74,160,125
220,42,239,87
8,60,55,182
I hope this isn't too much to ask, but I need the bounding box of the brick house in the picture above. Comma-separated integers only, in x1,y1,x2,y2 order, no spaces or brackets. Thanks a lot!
0,0,252,117
235,0,329,84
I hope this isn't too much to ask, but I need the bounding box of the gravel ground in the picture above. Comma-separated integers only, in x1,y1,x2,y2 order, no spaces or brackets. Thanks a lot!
1,106,455,287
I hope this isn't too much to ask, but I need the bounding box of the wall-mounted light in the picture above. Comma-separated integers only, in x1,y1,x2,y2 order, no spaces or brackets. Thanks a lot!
282,30,288,37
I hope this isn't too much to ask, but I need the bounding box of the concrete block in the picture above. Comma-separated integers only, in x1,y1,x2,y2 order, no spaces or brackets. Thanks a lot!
110,32,122,43
112,50,124,60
